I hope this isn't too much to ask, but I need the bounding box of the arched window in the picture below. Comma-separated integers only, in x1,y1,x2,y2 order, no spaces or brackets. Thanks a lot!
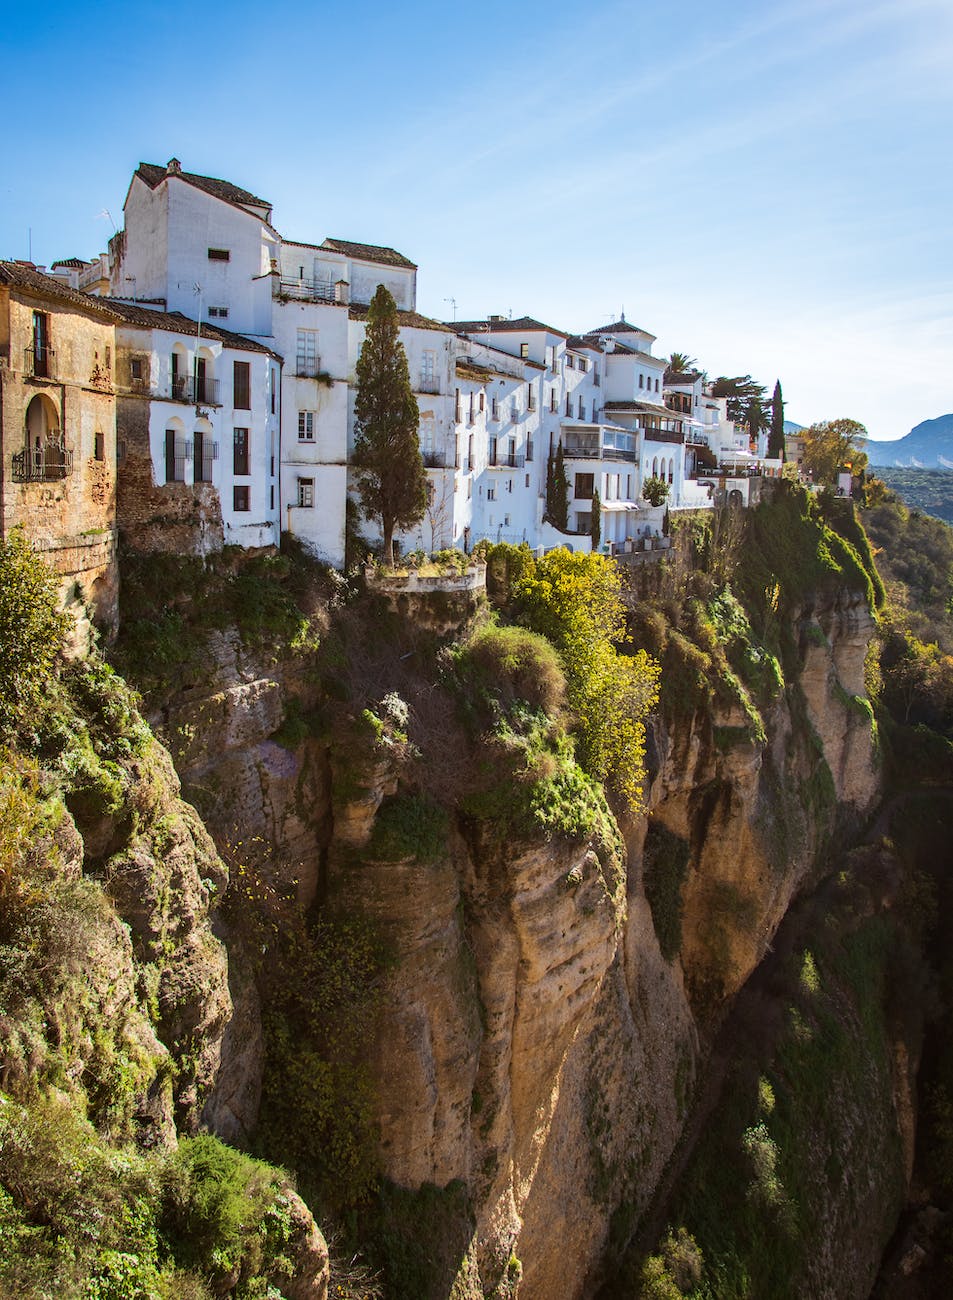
18,393,69,481
652,457,658,477
164,417,187,483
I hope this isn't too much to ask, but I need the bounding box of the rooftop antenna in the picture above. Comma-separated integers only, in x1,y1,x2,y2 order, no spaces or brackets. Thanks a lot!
444,296,457,321
96,209,118,233
28,227,31,263
193,283,203,404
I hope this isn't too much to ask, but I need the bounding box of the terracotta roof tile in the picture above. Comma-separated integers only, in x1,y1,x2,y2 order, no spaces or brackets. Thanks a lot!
347,303,452,333
321,238,416,270
104,298,282,360
0,262,120,318
135,162,270,212
453,316,570,340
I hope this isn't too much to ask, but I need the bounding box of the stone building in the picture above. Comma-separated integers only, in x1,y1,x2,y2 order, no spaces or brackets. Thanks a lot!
0,261,119,636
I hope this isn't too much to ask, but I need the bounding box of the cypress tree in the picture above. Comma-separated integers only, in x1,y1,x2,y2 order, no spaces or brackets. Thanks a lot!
550,441,569,530
590,488,602,551
769,380,786,460
352,285,428,565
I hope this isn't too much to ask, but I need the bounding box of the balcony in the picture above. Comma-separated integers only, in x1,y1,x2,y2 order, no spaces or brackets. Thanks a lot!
418,378,441,395
275,277,336,303
171,375,221,405
12,445,73,482
421,451,451,468
488,451,525,469
24,346,55,379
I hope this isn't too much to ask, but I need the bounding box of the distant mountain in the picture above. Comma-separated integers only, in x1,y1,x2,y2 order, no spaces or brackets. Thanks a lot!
865,414,953,467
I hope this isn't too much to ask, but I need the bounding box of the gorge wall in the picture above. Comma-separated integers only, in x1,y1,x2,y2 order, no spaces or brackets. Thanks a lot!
108,491,910,1299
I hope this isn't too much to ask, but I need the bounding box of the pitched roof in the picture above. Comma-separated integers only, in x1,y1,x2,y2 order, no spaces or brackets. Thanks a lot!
347,303,453,333
135,161,271,213
321,238,416,270
603,399,682,420
51,257,90,269
453,315,570,339
597,338,663,364
104,298,282,360
585,318,656,339
566,335,604,353
664,369,703,384
0,261,120,319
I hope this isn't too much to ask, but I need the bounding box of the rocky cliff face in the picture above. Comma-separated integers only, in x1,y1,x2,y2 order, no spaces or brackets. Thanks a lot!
126,545,890,1299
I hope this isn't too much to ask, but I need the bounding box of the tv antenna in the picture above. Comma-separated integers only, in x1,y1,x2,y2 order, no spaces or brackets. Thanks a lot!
444,296,457,321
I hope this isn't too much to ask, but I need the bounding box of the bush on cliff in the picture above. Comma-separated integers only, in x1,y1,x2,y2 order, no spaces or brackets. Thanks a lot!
0,528,70,737
481,546,660,809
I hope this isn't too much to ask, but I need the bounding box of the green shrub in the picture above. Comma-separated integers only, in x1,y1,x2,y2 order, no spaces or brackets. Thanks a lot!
456,619,566,718
0,529,70,735
367,794,449,864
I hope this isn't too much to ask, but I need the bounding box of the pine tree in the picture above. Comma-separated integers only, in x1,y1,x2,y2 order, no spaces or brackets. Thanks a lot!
590,489,602,551
352,285,428,565
769,380,786,460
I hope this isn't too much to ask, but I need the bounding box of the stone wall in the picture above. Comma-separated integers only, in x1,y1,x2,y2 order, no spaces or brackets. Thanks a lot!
117,393,225,555
1,284,120,636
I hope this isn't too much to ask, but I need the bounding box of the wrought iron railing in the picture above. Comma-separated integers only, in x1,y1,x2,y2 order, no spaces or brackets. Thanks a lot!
170,375,221,404
418,378,441,395
295,358,323,379
24,346,55,379
12,445,73,482
276,277,336,303
488,451,525,469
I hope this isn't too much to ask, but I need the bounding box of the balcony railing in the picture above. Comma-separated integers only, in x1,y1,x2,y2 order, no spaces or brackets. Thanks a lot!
418,378,441,395
421,451,451,468
171,375,221,405
563,443,638,464
488,451,525,469
295,358,323,379
24,346,55,379
12,445,73,482
275,277,336,303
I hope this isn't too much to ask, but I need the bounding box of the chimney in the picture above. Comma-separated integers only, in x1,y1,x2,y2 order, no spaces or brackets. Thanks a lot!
167,157,182,174
335,279,350,305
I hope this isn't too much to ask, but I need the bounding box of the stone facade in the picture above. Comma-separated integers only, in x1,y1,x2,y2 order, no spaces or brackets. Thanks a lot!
0,262,120,636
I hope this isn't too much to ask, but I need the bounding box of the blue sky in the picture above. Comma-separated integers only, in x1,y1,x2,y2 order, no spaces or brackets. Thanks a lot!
3,0,951,439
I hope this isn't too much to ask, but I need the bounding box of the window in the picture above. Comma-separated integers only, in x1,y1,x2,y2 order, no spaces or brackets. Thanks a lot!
298,478,314,508
550,389,558,413
233,361,251,410
208,306,229,319
467,433,474,468
233,485,250,511
94,431,104,462
421,350,438,391
506,478,512,493
468,392,474,424
194,430,216,482
566,355,574,370
130,357,142,381
525,473,530,487
578,396,585,419
270,485,274,510
655,377,660,392
455,388,462,422
208,248,230,261
165,429,186,483
298,411,315,441
526,440,534,462
271,367,277,414
575,473,594,499
520,342,529,359
528,386,536,411
579,357,588,373
487,487,496,501
296,329,319,377
565,394,572,416
489,437,498,465
105,346,111,369
31,311,51,377
233,428,249,475
479,392,485,412
491,397,499,420
639,374,644,389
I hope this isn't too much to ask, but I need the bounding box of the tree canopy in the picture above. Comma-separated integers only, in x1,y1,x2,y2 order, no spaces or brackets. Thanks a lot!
0,528,69,733
711,375,767,430
352,285,427,565
668,352,698,374
801,418,869,485
545,441,569,529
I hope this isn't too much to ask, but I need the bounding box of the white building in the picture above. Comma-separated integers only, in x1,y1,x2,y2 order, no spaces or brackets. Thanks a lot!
107,299,281,550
